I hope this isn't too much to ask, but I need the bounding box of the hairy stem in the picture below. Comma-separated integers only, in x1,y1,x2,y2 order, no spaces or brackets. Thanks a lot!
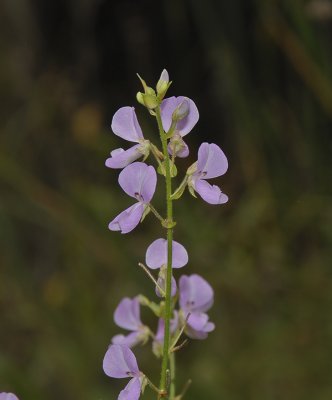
155,106,173,399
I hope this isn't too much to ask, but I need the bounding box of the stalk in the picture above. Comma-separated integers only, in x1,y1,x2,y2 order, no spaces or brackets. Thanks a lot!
155,106,173,399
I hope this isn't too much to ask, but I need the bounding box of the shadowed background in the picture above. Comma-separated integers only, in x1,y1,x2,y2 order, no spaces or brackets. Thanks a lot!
1,0,332,399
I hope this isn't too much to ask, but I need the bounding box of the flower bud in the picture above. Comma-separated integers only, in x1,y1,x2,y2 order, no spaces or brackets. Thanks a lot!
141,93,159,109
137,73,159,109
156,69,171,99
136,91,145,106
172,98,190,122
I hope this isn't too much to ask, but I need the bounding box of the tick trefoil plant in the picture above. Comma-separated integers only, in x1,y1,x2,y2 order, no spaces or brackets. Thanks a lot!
103,70,228,400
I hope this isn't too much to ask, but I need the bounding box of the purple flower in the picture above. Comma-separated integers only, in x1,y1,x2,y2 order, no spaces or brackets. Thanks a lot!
103,344,143,400
109,162,157,234
189,142,228,205
0,394,19,400
106,107,150,169
179,274,215,340
160,96,199,158
112,297,150,347
145,238,188,269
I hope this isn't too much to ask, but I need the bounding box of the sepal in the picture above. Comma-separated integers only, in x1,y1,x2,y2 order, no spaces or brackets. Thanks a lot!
157,159,177,177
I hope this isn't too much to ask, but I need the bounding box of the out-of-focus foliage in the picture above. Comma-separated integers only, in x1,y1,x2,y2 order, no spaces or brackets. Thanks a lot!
0,0,331,399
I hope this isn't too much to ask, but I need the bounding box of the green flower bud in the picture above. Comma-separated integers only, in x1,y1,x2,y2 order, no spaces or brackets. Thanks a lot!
136,91,145,106
156,69,171,100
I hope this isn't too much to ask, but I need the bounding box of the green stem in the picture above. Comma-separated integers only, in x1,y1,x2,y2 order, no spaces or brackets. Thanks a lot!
170,353,176,399
155,106,174,399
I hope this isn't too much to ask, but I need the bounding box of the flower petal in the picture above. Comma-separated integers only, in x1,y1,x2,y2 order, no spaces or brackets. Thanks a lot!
109,203,144,234
119,162,157,203
185,313,215,340
194,179,228,205
0,394,19,400
112,332,142,348
145,238,188,269
179,274,214,313
103,344,139,378
105,145,142,169
111,107,144,143
118,377,142,400
168,135,189,158
114,297,141,331
175,97,199,136
197,142,228,179
160,96,199,136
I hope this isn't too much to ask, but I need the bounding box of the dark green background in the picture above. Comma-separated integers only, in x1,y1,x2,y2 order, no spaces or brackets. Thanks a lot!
1,0,331,399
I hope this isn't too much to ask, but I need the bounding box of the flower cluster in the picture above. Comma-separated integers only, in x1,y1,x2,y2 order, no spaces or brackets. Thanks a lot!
103,70,228,400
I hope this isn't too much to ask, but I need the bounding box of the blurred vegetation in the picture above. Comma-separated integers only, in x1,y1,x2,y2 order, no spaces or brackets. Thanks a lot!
0,0,332,399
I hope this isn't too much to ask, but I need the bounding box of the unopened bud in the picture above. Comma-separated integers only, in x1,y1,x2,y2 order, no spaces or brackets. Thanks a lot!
136,91,145,106
156,69,171,99
172,98,190,121
142,93,159,109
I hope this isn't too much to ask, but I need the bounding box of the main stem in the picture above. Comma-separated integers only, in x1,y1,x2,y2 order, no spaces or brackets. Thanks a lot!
155,107,173,399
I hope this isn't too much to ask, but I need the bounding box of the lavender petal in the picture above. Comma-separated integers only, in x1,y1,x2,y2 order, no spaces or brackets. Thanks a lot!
118,377,142,400
145,238,188,269
0,394,19,400
105,145,142,169
119,162,156,203
185,312,215,340
108,203,144,234
111,107,144,143
103,344,140,378
197,142,228,179
161,97,199,136
112,331,142,348
194,179,228,205
175,96,199,137
179,274,214,313
114,297,141,331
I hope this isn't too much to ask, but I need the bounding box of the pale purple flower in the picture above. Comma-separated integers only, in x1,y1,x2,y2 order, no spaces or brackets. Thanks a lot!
112,297,150,348
0,394,19,400
160,96,199,158
189,142,228,205
106,107,150,169
103,344,143,400
179,274,215,340
109,162,157,234
145,238,188,269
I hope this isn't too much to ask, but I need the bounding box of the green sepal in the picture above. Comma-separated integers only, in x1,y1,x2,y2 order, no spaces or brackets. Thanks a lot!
140,205,151,222
171,176,188,200
157,160,177,177
141,93,159,109
141,376,148,394
138,295,161,317
162,219,177,229
188,184,197,198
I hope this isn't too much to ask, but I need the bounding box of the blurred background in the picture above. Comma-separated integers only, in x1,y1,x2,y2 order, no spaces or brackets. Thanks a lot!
1,0,332,399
